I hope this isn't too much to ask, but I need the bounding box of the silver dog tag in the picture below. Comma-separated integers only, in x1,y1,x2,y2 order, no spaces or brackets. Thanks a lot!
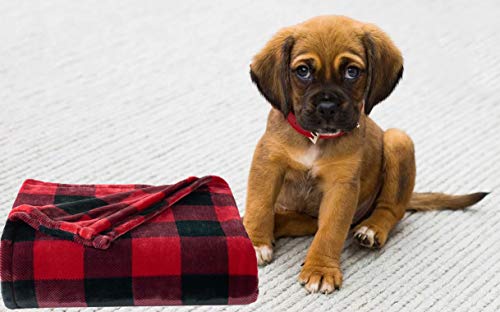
309,132,319,144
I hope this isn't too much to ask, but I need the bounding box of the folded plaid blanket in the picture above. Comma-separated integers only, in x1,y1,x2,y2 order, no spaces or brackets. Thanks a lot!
0,176,258,308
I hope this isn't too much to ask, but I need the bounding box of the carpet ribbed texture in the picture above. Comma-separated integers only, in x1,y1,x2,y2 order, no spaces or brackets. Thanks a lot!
1,1,499,311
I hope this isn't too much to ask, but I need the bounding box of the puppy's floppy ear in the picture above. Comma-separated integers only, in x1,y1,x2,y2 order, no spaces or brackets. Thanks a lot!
362,24,404,115
250,29,295,117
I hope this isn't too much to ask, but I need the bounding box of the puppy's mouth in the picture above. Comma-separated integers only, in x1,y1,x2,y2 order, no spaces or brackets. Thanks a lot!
315,123,360,135
316,127,343,136
296,112,360,135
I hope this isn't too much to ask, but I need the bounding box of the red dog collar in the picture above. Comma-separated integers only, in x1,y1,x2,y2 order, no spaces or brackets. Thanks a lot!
286,113,346,144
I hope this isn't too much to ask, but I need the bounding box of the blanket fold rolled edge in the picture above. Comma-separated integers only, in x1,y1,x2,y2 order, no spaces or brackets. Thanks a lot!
5,176,217,249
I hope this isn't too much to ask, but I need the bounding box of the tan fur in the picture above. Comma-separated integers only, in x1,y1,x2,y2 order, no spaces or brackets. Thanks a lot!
243,15,487,294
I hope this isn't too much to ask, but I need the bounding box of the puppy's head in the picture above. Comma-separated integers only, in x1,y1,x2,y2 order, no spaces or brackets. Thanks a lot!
250,16,403,134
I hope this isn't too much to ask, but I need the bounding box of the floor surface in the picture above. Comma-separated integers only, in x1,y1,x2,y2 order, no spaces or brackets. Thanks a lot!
1,1,499,311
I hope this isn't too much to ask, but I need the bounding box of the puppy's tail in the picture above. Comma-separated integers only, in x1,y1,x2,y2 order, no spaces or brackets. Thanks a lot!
407,192,489,211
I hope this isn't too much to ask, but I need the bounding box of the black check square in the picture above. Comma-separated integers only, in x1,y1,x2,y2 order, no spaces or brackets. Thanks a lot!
175,191,212,206
182,274,228,305
39,226,74,241
1,281,16,309
84,278,133,307
176,220,224,236
55,195,108,214
8,221,36,242
12,280,38,308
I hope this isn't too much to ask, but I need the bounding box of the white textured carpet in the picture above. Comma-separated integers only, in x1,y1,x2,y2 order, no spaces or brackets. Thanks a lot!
1,1,499,311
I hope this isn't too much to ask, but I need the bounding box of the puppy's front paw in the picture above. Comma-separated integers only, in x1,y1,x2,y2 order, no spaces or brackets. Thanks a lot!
353,224,387,248
254,244,273,266
298,262,343,294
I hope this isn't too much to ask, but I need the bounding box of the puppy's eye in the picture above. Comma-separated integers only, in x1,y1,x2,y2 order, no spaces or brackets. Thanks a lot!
295,65,312,80
345,66,360,80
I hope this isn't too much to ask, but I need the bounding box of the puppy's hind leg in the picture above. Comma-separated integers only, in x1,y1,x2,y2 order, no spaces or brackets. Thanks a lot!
354,128,416,248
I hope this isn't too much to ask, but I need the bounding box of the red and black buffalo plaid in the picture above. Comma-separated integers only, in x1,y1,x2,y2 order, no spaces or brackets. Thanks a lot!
0,176,258,308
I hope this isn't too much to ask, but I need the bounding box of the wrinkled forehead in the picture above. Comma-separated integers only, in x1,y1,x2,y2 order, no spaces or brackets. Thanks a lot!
290,25,366,75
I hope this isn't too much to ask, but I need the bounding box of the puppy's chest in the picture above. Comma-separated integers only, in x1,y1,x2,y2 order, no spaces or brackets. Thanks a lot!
276,145,324,216
292,145,322,175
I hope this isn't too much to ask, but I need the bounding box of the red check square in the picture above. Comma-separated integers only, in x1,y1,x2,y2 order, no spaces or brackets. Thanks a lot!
33,240,84,280
21,180,58,195
94,184,136,197
132,237,181,276
149,207,175,223
227,237,258,275
215,205,240,222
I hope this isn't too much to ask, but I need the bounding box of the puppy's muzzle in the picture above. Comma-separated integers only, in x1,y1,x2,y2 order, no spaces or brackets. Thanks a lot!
317,101,338,119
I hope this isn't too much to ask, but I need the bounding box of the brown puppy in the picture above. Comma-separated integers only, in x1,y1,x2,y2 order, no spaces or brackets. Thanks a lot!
243,15,488,294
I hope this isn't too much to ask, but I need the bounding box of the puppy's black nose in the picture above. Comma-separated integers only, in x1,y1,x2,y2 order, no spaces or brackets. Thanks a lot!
317,101,337,117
